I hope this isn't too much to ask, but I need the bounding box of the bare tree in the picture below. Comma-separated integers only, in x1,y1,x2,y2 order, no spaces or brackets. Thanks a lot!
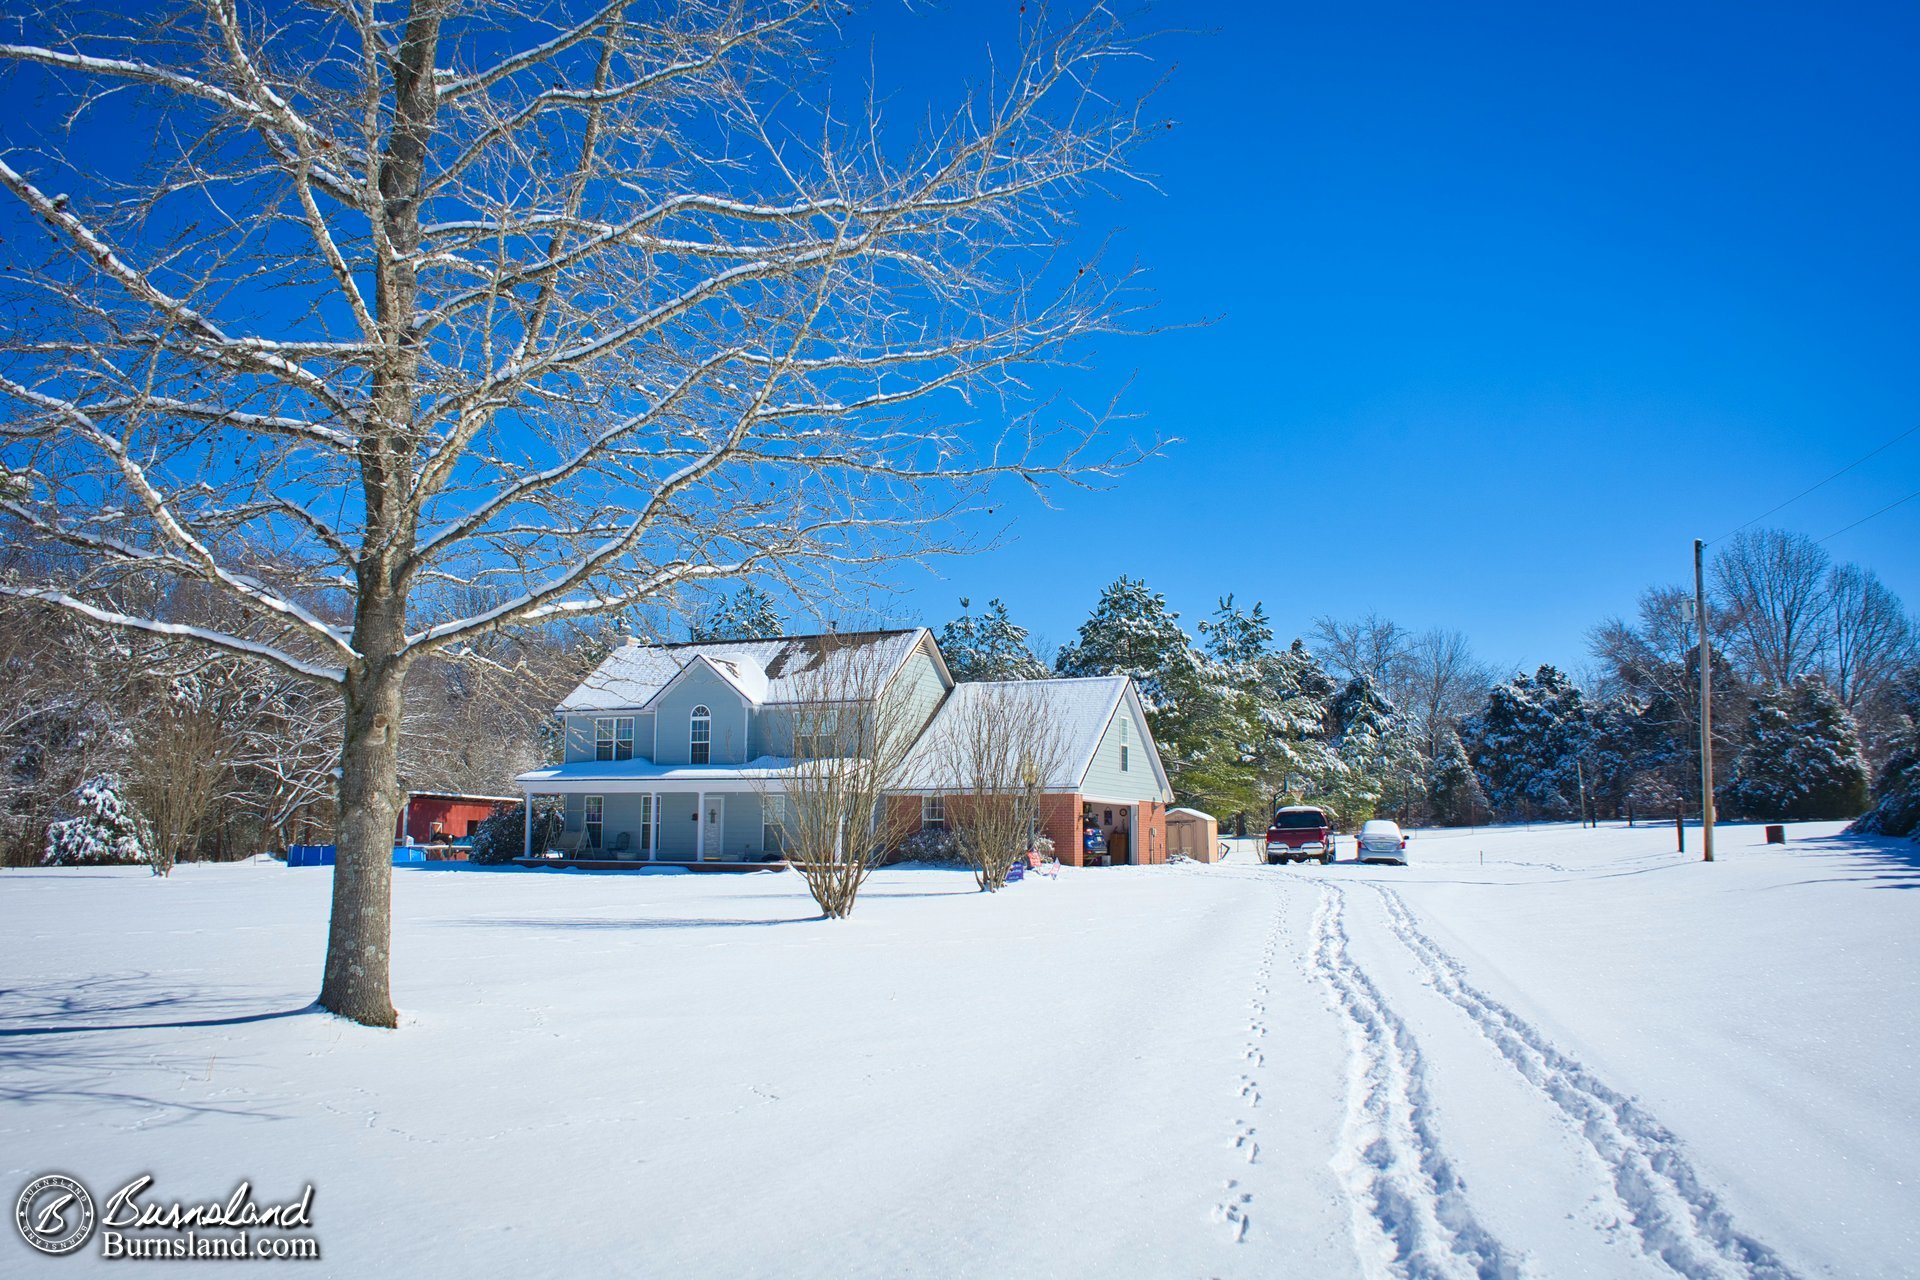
1825,563,1912,711
913,682,1070,892
0,2,1161,1023
1311,612,1412,693
1400,627,1491,757
1711,530,1833,689
129,665,248,875
220,669,342,852
772,637,924,918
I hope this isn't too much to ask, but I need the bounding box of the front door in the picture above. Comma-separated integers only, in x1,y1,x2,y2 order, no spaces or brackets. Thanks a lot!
703,796,725,861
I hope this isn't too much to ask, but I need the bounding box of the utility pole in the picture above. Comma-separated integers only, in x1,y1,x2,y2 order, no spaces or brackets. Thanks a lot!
1576,758,1589,829
1694,538,1715,863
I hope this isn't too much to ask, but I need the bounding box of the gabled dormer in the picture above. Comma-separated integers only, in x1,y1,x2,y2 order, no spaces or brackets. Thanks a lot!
644,653,758,765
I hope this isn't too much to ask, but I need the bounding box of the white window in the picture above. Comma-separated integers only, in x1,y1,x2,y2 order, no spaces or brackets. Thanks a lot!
922,795,945,829
639,794,653,853
762,795,784,853
690,705,711,765
594,716,635,762
584,795,604,850
1119,717,1130,773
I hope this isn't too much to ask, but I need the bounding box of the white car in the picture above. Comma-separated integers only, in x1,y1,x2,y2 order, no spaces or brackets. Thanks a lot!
1355,819,1408,865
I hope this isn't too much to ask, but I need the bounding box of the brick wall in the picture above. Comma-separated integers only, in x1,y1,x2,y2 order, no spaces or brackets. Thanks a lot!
886,791,1165,868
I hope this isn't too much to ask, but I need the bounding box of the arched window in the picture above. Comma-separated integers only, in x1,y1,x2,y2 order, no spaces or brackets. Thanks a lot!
690,705,712,764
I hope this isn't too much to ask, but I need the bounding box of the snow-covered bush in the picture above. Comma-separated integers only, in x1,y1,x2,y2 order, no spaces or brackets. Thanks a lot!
893,826,963,865
1464,665,1594,821
44,776,154,867
468,801,564,865
1852,679,1920,840
1726,677,1870,822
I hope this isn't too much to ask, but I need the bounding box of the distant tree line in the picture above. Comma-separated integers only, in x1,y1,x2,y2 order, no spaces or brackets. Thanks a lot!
0,562,600,868
930,528,1917,832
9,525,1915,870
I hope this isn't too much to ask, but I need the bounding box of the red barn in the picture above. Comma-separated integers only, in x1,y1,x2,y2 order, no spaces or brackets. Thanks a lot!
395,792,519,848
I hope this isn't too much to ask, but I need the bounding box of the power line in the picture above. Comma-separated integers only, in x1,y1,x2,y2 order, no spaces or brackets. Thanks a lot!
1819,485,1920,544
1707,421,1920,545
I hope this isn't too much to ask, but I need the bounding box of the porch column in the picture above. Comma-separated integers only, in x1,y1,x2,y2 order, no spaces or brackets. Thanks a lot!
521,793,533,860
696,790,706,860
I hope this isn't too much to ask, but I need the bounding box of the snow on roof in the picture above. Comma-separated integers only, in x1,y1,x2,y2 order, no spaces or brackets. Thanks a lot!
687,652,769,705
893,676,1131,793
558,629,927,713
1167,807,1215,820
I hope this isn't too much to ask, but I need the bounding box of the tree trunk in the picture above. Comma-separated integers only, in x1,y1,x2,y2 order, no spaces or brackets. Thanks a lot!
315,1,441,1029
318,659,405,1028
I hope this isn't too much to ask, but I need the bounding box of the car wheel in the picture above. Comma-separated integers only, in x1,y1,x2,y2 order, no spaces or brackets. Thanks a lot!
1321,852,1333,865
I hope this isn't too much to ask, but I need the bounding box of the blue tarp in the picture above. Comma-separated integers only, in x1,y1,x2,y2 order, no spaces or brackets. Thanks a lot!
286,845,428,867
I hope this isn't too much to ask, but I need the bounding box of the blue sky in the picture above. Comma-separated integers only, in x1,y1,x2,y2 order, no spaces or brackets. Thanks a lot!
852,1,1920,674
3,3,1913,676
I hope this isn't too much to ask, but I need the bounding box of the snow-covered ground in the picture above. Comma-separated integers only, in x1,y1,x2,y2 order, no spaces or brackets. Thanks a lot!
3,821,1916,1277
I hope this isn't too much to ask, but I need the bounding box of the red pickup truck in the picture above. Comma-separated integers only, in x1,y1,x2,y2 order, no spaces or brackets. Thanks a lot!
1265,806,1336,865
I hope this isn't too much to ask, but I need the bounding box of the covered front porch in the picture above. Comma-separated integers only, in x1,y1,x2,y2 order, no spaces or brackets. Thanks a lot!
514,761,791,866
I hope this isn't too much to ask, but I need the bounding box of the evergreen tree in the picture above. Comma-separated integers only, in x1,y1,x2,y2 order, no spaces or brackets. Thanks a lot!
936,597,1049,682
1726,676,1871,820
1464,665,1595,819
1324,675,1425,825
1198,593,1273,666
1055,577,1210,775
44,775,154,867
1851,670,1920,839
1426,725,1488,825
1169,597,1273,818
691,585,783,642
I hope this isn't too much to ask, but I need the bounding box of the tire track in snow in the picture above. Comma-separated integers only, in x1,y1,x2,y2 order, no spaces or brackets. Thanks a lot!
1370,885,1802,1280
1311,883,1520,1280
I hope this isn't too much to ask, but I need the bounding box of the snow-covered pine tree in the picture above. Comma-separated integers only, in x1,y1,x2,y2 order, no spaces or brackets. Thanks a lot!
1463,665,1595,820
1582,694,1646,821
1194,601,1341,818
1055,577,1210,777
691,585,784,642
936,597,1050,682
1198,593,1272,666
1324,675,1424,825
1851,671,1920,839
44,775,154,868
1726,676,1871,821
1176,596,1274,817
1426,724,1488,825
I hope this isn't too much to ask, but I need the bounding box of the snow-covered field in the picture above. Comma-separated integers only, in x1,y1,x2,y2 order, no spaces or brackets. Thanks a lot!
4,821,1916,1278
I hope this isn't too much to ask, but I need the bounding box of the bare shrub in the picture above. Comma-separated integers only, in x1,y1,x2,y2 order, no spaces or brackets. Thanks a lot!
772,638,924,918
930,684,1070,892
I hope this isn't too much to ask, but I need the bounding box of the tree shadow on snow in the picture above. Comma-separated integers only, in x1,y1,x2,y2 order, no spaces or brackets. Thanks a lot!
0,972,319,1037
452,914,822,931
1762,830,1920,891
0,974,308,1122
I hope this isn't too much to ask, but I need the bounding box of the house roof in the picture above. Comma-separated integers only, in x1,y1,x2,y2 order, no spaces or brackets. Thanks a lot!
557,629,934,713
891,676,1173,799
